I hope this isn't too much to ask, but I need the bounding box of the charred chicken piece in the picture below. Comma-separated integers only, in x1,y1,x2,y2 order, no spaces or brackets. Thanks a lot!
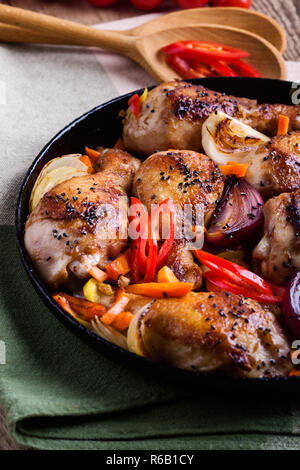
253,188,300,286
123,80,300,156
202,110,300,198
246,132,300,198
128,291,292,378
25,149,140,288
132,150,225,289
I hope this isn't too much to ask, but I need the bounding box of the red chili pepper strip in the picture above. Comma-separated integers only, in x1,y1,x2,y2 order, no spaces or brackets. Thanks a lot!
191,58,238,77
128,93,140,117
231,59,262,78
267,282,285,301
161,40,249,61
153,201,176,270
204,271,283,304
130,197,148,275
130,238,142,284
195,250,274,296
129,197,176,282
166,54,214,79
143,218,158,283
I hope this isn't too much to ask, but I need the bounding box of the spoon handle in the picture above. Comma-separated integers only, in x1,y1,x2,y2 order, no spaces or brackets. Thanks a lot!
0,5,133,53
0,23,107,46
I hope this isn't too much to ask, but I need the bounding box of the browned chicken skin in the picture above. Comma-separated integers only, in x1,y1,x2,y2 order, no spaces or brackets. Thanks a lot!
246,131,300,198
253,188,300,286
128,291,292,378
133,150,224,288
123,81,300,156
25,149,140,288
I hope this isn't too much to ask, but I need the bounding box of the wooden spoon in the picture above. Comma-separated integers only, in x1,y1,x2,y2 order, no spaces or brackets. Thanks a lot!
0,7,286,54
129,7,286,54
0,4,286,82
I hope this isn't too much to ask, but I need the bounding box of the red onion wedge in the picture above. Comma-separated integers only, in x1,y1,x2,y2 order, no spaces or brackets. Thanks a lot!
206,176,264,248
283,271,300,338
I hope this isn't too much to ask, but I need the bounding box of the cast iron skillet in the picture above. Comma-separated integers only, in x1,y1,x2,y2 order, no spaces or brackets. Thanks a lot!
16,78,300,392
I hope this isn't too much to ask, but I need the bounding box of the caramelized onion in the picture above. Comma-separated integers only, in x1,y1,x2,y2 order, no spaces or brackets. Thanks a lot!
214,119,263,154
206,176,264,247
202,111,270,166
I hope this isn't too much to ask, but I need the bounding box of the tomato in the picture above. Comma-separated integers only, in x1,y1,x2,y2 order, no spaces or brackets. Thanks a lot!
174,0,210,8
212,0,252,8
129,0,164,10
87,0,116,6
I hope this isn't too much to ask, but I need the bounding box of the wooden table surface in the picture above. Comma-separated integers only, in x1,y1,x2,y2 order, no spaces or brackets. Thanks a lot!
0,0,299,451
0,0,176,23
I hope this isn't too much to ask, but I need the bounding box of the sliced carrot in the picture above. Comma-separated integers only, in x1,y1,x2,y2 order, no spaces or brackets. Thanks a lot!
289,369,300,377
277,114,290,135
80,155,95,173
89,266,108,283
105,249,131,280
113,137,125,150
53,292,106,320
101,288,130,325
157,266,178,283
126,282,193,298
85,146,100,162
219,161,248,178
112,311,134,331
53,293,76,315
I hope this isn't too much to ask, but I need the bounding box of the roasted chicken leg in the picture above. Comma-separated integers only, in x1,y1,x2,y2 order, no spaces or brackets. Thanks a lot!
202,110,300,198
123,80,300,156
25,149,140,288
253,188,300,286
133,150,224,288
128,291,292,378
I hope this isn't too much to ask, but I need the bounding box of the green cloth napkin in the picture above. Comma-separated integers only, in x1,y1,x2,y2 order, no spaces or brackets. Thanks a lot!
0,226,300,450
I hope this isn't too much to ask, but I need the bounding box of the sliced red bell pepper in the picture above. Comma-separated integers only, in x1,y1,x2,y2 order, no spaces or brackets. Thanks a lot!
195,250,274,296
151,199,176,270
130,197,148,274
231,59,262,78
191,58,238,77
166,54,215,79
130,237,142,284
128,93,140,117
161,40,249,61
143,218,158,283
129,197,176,282
267,282,286,299
204,271,283,304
